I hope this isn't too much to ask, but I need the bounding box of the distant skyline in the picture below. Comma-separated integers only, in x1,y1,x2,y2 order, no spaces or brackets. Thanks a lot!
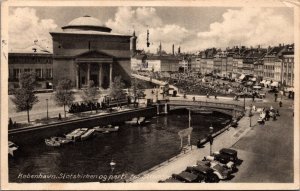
9,6,294,53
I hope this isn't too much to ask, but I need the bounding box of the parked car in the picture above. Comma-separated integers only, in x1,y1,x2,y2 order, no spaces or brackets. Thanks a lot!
200,157,237,174
185,165,219,183
172,171,201,183
213,153,232,164
209,162,231,180
219,148,239,163
159,178,182,183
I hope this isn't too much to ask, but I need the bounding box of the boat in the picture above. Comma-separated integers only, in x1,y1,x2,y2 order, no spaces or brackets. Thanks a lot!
8,141,19,156
81,129,95,141
124,117,138,125
65,128,88,141
137,117,146,125
45,139,61,147
51,137,73,144
93,126,119,132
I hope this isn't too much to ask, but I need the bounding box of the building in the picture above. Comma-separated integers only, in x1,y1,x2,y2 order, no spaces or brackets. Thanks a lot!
281,44,294,87
50,15,135,89
131,54,179,72
8,44,53,89
263,44,285,82
190,56,201,72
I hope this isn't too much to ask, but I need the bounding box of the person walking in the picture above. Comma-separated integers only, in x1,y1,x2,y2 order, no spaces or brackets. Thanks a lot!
279,101,282,107
275,93,278,102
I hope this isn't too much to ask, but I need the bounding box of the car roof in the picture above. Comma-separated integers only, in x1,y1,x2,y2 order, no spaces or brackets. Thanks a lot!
192,165,214,173
178,171,198,181
220,148,237,155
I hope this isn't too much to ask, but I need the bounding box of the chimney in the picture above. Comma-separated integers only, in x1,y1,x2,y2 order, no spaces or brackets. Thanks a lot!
178,46,181,54
172,44,174,55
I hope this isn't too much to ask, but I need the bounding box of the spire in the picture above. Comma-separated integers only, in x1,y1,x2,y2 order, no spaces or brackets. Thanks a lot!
132,30,136,37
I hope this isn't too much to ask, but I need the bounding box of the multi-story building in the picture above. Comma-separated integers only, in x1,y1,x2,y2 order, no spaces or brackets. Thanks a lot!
8,44,53,89
263,44,286,82
131,54,180,72
190,56,201,72
253,59,264,81
281,44,294,87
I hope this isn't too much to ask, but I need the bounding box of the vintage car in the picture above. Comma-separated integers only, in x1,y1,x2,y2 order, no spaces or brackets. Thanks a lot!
185,165,219,183
199,158,237,173
159,178,182,183
219,148,239,163
171,171,201,183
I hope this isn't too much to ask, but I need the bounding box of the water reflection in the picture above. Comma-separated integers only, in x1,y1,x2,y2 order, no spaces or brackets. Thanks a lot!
9,110,231,182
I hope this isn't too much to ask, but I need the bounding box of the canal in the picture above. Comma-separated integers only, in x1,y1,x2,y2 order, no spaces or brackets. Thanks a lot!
9,110,231,182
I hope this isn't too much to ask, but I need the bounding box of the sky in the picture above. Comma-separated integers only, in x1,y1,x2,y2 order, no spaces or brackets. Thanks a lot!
8,6,294,53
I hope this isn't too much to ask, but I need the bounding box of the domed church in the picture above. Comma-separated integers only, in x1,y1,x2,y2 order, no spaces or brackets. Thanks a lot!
50,15,137,89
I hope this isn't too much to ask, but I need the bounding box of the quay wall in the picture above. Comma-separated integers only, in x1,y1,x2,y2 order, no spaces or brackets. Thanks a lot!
9,107,156,146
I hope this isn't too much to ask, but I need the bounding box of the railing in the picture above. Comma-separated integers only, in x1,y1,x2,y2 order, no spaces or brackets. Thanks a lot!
168,100,245,111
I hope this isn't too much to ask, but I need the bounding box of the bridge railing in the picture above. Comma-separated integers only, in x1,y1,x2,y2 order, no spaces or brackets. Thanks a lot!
168,100,245,111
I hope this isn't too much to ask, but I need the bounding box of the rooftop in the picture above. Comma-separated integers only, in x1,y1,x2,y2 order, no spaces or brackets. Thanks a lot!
9,44,52,54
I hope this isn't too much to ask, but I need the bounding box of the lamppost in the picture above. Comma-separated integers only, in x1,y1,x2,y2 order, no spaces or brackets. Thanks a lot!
243,93,246,109
109,159,116,182
208,124,214,155
46,99,49,120
249,109,253,127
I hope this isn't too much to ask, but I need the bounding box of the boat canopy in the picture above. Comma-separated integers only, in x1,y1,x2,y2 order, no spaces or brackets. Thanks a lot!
271,81,279,87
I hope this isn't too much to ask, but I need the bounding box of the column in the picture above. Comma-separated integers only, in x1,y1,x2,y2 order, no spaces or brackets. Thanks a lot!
87,63,90,84
109,62,113,87
76,64,80,89
98,63,102,88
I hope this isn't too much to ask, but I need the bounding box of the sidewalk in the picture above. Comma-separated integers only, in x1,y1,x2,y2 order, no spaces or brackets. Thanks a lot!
132,113,259,182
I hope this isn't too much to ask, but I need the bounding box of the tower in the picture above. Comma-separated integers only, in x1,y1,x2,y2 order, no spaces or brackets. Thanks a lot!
159,41,162,55
178,46,181,54
130,30,137,57
172,44,175,55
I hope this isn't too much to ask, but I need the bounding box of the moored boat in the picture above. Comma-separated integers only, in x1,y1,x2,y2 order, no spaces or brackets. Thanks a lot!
124,117,138,125
137,117,146,125
45,139,61,147
8,141,19,156
81,129,95,141
65,128,88,141
51,137,73,144
93,126,119,132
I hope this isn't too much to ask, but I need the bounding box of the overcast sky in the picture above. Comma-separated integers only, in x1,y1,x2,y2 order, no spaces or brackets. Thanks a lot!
9,6,294,53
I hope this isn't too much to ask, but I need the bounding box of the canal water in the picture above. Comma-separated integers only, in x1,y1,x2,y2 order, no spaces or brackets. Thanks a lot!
9,110,231,182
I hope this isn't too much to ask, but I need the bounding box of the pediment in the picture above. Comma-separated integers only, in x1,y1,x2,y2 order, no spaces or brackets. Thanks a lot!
76,50,113,59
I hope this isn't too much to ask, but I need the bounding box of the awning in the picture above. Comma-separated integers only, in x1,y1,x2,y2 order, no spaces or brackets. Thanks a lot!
271,81,279,87
265,81,271,85
253,85,262,89
260,80,266,84
239,74,245,80
287,87,294,92
250,78,257,82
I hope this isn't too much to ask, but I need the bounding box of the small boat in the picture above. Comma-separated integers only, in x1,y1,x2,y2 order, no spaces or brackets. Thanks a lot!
81,129,95,141
65,128,88,141
125,117,138,125
8,141,19,156
51,137,73,144
45,139,61,147
137,117,146,125
93,126,119,132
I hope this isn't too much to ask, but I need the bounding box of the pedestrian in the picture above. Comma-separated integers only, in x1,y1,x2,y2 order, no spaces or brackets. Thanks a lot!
193,96,195,101
279,101,282,107
275,93,278,102
207,93,210,98
215,94,217,99
252,94,255,102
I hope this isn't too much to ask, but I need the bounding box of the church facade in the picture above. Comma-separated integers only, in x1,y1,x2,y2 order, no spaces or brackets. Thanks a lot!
50,15,136,89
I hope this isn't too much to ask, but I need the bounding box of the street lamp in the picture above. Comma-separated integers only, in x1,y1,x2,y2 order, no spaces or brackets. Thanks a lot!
208,124,214,155
46,99,49,120
243,93,246,109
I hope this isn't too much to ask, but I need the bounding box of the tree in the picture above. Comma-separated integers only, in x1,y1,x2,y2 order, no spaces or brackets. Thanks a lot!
81,80,99,113
130,78,145,106
54,79,75,118
109,76,125,103
11,72,39,123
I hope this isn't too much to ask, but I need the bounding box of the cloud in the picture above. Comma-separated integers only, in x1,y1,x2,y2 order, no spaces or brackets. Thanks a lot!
9,7,58,51
106,7,192,53
196,7,294,50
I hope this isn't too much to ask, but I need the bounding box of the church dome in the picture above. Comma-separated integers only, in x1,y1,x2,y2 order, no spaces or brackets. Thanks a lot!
62,15,112,32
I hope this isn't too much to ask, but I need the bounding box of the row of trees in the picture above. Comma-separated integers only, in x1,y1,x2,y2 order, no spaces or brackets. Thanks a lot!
11,72,143,123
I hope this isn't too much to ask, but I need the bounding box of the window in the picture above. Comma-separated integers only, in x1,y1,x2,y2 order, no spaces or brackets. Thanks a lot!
45,68,52,78
13,69,20,79
24,68,31,73
36,69,42,78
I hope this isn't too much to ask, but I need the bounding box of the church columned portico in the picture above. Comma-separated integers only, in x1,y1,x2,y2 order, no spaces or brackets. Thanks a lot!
75,61,113,89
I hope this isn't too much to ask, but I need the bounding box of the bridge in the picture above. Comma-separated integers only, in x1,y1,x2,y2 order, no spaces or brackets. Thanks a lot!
156,99,245,118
